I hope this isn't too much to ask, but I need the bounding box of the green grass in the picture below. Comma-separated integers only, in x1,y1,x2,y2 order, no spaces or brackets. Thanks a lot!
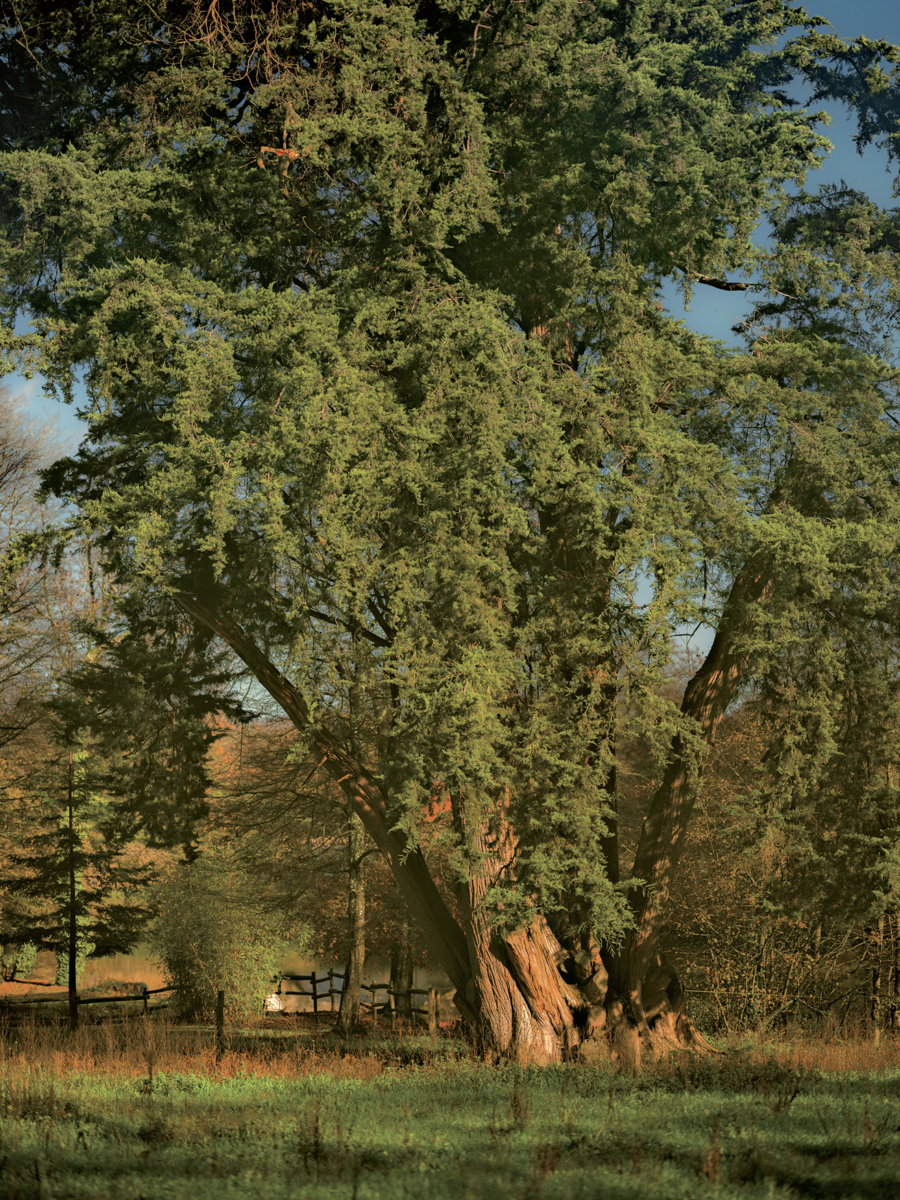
1,1017,899,1199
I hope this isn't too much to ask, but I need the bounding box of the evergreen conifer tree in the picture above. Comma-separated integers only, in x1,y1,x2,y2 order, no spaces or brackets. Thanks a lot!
2,0,899,1061
0,734,154,1025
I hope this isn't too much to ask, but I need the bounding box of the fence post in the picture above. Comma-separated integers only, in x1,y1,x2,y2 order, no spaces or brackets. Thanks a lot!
215,990,225,1063
311,970,318,1021
142,986,149,1018
328,969,334,1014
428,988,437,1039
389,988,396,1033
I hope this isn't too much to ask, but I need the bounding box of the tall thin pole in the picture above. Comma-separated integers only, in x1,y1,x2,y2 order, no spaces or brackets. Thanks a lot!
67,749,78,1031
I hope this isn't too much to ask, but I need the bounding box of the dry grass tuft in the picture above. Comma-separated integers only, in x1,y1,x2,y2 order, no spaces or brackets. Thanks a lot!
728,1030,900,1075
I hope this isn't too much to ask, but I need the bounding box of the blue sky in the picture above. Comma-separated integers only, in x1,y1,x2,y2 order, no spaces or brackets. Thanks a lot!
660,0,900,342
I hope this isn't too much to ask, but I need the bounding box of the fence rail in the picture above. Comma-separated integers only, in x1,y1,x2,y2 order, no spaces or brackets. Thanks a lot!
3,972,443,1037
267,970,346,1019
266,972,440,1035
362,982,439,1036
0,984,182,1018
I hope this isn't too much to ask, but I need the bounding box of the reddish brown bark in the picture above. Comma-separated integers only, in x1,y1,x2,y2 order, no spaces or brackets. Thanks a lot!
455,807,582,1061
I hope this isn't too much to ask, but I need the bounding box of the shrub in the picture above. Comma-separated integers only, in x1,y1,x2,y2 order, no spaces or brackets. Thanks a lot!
149,846,304,1024
0,941,38,981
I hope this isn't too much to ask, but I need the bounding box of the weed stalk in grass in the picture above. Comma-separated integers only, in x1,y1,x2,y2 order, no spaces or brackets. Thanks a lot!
698,1124,722,1187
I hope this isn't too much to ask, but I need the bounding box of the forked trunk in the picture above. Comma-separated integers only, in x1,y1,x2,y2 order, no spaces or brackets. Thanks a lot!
175,556,770,1064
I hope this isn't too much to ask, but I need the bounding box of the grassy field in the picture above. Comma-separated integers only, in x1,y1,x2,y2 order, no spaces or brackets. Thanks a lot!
1,1015,899,1199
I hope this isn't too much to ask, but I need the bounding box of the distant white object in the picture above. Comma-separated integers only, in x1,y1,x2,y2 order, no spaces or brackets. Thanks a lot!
265,993,284,1012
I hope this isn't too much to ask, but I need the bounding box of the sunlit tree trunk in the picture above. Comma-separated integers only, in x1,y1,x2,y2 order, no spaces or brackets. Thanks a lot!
453,798,584,1063
338,812,366,1032
390,916,414,1020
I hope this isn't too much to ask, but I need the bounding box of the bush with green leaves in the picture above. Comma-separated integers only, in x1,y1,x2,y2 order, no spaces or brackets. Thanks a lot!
150,846,303,1024
0,941,37,982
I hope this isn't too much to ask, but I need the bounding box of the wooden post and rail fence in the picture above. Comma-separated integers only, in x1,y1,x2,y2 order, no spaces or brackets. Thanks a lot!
268,970,440,1035
1,972,442,1037
0,983,184,1023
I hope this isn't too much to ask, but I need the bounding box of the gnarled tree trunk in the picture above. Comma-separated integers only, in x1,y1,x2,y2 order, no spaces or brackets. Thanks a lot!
455,804,583,1063
175,553,771,1064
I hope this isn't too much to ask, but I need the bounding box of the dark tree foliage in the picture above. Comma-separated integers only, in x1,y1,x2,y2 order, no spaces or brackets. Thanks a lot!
49,602,257,856
0,736,154,1025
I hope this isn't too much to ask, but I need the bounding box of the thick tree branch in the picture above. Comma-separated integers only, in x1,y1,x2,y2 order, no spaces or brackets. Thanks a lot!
620,551,775,992
171,590,475,1005
306,606,389,648
682,270,748,292
675,266,798,301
